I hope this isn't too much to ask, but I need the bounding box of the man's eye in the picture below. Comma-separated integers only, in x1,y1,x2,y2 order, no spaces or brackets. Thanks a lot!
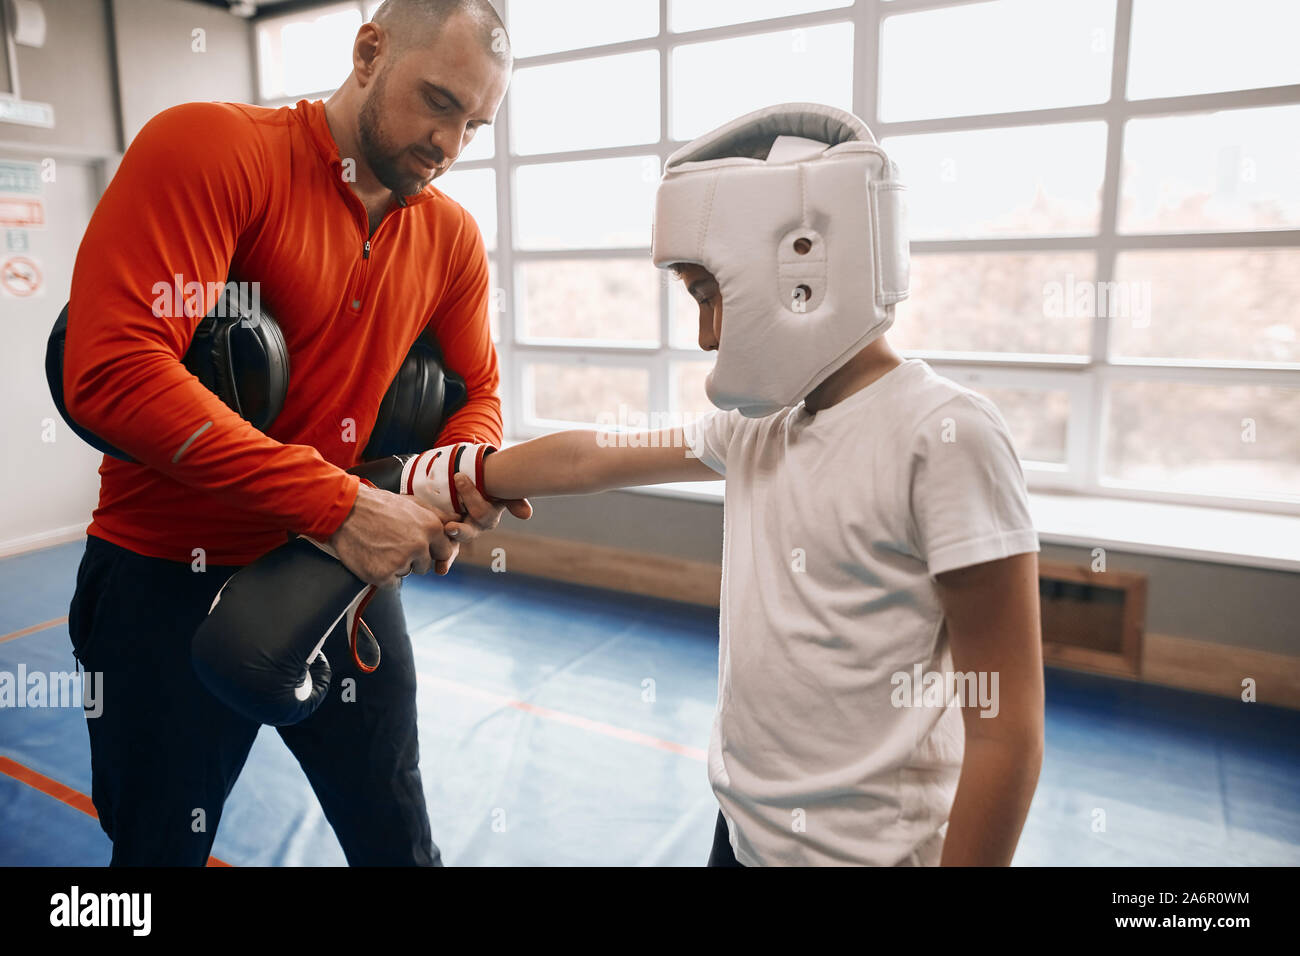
426,96,448,111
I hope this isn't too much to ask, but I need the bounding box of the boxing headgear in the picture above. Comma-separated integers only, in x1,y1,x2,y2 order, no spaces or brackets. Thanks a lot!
652,103,910,418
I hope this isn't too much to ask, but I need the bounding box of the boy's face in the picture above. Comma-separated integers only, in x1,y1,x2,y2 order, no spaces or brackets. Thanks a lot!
675,264,723,352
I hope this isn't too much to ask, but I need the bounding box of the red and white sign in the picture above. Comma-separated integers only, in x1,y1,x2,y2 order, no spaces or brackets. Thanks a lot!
0,196,44,228
1,255,42,297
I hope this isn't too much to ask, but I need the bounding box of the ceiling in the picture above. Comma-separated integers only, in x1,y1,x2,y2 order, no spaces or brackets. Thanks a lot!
182,0,322,20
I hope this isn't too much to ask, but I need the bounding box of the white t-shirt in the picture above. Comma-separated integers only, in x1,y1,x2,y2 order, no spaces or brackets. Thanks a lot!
684,358,1039,866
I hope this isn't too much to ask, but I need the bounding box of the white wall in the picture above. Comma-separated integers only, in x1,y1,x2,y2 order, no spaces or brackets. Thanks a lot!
0,0,255,556
112,0,255,142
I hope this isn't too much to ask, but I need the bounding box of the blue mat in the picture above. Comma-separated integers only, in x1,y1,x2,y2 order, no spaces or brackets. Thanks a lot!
1,540,1297,866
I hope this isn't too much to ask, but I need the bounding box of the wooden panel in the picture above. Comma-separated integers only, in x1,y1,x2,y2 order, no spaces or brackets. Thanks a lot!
1142,632,1300,709
1038,559,1146,677
452,535,1299,709
457,530,723,608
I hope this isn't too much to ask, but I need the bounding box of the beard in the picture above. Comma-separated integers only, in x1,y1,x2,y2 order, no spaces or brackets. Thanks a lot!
357,68,440,197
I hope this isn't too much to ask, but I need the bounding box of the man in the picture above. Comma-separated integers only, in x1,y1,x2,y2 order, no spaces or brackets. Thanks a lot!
63,0,524,866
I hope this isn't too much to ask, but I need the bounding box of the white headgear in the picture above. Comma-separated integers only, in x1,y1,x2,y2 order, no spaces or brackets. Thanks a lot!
652,103,910,418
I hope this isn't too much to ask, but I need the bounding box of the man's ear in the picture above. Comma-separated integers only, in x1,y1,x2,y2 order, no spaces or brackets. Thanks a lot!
353,23,385,84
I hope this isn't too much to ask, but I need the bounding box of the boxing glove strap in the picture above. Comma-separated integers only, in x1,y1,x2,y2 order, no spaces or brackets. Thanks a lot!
300,535,380,675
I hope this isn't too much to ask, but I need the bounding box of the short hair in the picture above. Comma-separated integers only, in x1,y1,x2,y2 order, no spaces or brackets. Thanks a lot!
370,0,512,63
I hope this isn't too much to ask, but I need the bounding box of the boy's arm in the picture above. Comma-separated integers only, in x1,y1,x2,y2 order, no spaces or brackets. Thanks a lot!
934,552,1045,866
482,428,719,499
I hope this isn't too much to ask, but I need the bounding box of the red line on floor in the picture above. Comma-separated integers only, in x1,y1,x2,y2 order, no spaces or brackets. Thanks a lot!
0,755,230,867
418,675,709,762
0,616,67,644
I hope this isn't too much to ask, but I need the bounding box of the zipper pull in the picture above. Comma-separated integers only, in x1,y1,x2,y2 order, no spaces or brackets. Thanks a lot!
363,239,371,259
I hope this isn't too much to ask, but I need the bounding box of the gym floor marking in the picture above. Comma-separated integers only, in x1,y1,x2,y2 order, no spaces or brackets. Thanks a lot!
0,616,67,644
419,674,708,761
0,756,231,867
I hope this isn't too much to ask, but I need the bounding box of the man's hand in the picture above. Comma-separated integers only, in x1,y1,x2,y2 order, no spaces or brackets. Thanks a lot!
327,482,460,589
442,473,532,545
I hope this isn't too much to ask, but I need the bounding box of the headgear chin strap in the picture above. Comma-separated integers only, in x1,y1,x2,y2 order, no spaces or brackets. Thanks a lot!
652,102,910,418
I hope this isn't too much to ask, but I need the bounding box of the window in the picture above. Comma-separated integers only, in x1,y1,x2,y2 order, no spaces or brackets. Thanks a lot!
876,0,1300,512
256,0,1300,513
257,3,361,101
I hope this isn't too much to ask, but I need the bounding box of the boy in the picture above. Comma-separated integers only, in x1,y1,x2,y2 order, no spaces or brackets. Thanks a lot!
447,104,1044,866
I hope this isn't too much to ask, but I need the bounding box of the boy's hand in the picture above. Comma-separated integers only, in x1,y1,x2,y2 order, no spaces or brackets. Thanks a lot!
443,473,532,544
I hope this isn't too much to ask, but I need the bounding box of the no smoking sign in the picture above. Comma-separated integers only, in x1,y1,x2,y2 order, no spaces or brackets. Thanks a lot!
1,255,42,297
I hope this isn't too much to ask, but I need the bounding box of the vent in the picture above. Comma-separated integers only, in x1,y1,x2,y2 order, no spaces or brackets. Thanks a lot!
1038,561,1146,677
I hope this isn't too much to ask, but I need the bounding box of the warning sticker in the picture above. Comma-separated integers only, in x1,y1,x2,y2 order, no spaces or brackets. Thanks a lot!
0,196,44,228
0,161,42,195
1,255,42,297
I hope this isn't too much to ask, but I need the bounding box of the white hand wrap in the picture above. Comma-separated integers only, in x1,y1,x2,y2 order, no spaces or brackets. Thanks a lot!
401,442,497,517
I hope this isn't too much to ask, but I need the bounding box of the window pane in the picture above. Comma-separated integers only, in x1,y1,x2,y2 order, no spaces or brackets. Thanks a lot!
1109,249,1300,364
884,123,1107,239
891,253,1095,356
258,5,361,100
880,0,1115,122
1105,382,1300,499
458,127,495,163
1119,106,1300,234
507,0,659,57
670,0,852,32
488,258,500,342
515,156,659,249
672,361,715,419
528,363,650,425
970,386,1070,465
434,168,496,250
518,259,659,344
1128,0,1300,100
671,23,854,141
512,52,659,155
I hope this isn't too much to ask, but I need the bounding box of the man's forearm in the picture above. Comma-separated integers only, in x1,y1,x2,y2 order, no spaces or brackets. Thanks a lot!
939,733,1043,866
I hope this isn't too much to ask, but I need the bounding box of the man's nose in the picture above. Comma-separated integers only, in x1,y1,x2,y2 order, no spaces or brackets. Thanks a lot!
429,122,466,165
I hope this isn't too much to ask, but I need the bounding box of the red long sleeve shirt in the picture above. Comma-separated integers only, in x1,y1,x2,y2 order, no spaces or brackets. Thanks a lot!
64,99,502,565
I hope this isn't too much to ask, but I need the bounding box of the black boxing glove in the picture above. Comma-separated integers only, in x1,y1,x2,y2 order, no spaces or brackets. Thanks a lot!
190,443,495,726
191,536,378,726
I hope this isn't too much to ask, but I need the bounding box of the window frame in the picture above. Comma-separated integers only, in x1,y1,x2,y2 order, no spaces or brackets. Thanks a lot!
255,0,1300,515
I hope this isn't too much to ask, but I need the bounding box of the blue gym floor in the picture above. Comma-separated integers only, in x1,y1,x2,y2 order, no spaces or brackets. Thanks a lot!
1,539,1297,866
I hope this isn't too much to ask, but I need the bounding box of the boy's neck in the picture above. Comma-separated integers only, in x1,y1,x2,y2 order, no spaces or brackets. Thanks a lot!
802,337,905,414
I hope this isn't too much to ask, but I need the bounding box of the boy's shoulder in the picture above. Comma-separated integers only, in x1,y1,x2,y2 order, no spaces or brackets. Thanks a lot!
881,360,1010,437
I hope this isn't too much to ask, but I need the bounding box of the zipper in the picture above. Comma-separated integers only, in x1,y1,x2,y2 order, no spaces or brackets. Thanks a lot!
345,197,408,315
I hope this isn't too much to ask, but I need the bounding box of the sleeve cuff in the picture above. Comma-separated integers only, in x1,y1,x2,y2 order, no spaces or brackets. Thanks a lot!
303,473,361,542
927,528,1040,578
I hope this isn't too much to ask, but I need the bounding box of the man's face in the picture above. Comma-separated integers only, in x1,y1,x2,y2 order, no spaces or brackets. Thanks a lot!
358,14,510,196
675,264,722,352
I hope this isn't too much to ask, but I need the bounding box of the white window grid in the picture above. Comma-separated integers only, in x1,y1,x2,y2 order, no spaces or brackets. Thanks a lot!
256,0,1300,515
